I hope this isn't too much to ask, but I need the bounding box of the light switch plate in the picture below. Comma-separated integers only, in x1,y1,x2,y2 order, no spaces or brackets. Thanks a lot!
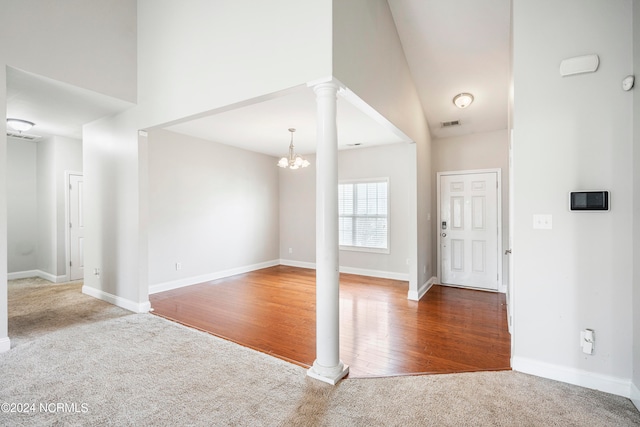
533,214,553,230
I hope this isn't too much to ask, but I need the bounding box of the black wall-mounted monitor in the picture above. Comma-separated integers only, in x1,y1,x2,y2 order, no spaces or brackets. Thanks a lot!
570,191,609,211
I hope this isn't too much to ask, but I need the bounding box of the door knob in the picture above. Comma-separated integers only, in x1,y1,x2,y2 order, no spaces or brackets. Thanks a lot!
505,249,512,255
441,232,447,237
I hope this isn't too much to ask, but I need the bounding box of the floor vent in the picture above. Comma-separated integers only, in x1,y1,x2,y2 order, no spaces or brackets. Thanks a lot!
7,131,41,141
441,120,461,128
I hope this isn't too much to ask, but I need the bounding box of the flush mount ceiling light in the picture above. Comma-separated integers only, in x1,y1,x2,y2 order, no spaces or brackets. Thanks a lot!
7,118,35,133
453,93,474,109
277,128,310,170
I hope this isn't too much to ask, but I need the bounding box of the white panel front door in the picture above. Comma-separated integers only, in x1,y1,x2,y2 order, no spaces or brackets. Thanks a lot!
440,172,498,290
69,174,84,281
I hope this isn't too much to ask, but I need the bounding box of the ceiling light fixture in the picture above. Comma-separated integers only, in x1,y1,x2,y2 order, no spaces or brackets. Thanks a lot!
7,118,35,133
277,128,309,170
453,93,474,109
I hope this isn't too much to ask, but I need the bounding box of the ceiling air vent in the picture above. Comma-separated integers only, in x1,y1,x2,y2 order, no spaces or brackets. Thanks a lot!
7,131,41,141
441,120,461,128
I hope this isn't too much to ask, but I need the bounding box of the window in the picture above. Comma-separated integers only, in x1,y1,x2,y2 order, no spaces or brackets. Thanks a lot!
338,179,389,253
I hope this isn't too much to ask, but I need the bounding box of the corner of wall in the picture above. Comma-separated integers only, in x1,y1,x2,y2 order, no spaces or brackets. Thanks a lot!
407,276,436,301
631,381,640,412
82,285,150,314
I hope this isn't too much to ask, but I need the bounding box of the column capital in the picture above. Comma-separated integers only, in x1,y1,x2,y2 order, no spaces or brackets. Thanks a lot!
308,77,344,95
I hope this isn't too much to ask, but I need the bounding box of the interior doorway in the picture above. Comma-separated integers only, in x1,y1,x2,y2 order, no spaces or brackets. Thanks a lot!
437,169,502,291
67,172,84,281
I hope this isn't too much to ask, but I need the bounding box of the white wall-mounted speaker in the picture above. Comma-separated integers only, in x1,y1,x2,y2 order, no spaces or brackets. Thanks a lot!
559,54,599,77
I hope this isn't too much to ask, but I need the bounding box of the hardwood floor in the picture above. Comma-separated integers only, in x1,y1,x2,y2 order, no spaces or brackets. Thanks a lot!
150,265,511,378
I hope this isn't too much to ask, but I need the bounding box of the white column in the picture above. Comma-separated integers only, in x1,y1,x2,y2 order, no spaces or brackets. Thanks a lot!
307,81,349,385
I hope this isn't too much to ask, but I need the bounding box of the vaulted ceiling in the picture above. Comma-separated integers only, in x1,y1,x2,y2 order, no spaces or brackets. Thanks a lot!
388,0,510,139
5,1,511,152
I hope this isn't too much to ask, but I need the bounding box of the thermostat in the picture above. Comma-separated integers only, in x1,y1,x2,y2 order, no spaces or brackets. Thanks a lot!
570,191,609,211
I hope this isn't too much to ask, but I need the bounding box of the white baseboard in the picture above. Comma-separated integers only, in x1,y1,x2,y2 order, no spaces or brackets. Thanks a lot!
38,270,67,283
7,270,39,280
407,276,437,301
279,259,409,281
631,382,640,412
512,356,632,398
499,283,507,293
339,266,409,281
0,337,10,353
279,259,316,270
82,285,150,314
149,260,280,295
8,270,66,283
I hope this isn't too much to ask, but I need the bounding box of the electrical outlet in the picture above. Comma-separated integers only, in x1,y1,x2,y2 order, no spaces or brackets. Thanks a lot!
94,268,100,277
580,329,595,355
288,248,293,254
176,262,182,271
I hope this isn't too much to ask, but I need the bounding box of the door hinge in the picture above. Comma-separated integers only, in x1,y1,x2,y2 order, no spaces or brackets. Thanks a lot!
69,184,72,190
70,261,72,267
69,222,72,228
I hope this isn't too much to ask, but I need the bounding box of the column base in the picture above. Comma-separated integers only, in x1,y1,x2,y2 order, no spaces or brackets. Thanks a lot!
307,360,349,385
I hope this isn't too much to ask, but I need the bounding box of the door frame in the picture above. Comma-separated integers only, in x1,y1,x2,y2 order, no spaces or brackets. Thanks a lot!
65,170,83,282
436,168,503,291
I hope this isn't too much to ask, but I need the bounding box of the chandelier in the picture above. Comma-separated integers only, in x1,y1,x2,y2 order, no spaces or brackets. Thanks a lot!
277,128,310,169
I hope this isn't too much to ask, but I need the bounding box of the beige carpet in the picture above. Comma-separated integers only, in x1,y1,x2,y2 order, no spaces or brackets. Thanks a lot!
1,278,639,426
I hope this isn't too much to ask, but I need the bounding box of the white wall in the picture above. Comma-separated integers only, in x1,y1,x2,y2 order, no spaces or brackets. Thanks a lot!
0,0,137,350
0,67,8,350
36,138,56,276
432,129,509,288
333,0,426,144
0,0,136,102
147,129,279,292
338,144,411,278
7,136,83,280
279,155,316,265
279,143,412,279
137,0,332,128
512,0,633,396
83,0,334,310
7,139,38,273
332,0,432,294
632,0,640,410
53,137,83,275
34,136,83,279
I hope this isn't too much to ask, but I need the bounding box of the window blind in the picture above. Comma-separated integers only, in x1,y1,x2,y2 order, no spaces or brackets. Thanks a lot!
338,180,388,250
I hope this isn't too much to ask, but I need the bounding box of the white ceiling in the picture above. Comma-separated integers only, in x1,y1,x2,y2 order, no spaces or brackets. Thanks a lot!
165,87,406,157
4,1,511,148
388,0,511,139
6,67,134,140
